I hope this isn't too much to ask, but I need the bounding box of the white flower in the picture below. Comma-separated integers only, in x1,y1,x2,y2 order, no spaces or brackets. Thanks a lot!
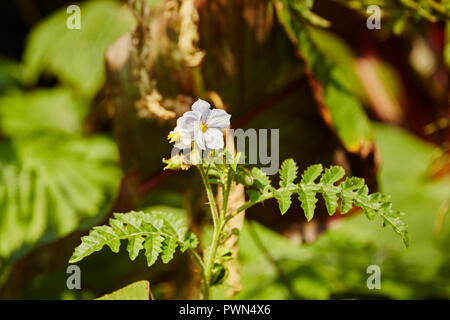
168,117,192,149
176,99,231,150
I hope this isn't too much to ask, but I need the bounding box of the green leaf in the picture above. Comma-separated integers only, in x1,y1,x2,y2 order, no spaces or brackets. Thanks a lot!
320,166,345,185
291,1,330,28
97,280,151,300
298,185,319,221
0,88,88,137
23,0,134,97
320,166,345,215
279,158,298,187
251,167,271,192
301,164,323,184
340,177,365,214
69,211,198,267
275,0,373,152
180,232,199,253
0,135,120,260
161,236,178,263
260,161,409,245
247,190,265,204
274,188,292,215
127,236,145,261
144,233,164,267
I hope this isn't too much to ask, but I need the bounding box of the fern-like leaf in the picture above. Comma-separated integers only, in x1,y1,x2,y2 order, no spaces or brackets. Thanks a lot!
69,211,198,266
279,158,298,187
248,160,409,246
274,189,292,215
251,167,271,192
320,166,345,215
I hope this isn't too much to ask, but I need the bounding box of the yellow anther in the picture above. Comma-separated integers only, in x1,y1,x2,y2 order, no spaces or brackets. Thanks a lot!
168,131,180,143
199,121,208,132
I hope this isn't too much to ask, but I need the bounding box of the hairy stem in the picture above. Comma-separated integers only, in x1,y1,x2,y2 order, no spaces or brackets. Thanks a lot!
199,166,220,227
221,169,232,221
198,165,228,299
226,192,274,223
187,248,208,298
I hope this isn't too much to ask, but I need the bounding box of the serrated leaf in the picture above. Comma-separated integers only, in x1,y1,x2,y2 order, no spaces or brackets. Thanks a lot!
69,211,197,266
180,232,199,253
320,166,345,185
247,189,264,204
251,167,271,192
127,236,145,261
273,163,409,246
279,158,298,187
144,233,164,267
274,189,292,215
320,166,345,215
298,186,318,221
301,164,323,184
161,236,178,263
340,177,365,213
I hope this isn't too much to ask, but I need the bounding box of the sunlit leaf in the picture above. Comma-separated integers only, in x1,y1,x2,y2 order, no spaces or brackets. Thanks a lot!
23,0,134,97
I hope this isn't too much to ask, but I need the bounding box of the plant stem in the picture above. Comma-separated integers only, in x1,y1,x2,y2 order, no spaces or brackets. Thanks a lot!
199,166,219,227
226,192,274,223
187,248,209,298
221,169,232,221
198,165,225,299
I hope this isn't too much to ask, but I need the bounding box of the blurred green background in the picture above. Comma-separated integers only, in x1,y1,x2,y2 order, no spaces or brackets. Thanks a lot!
0,0,448,299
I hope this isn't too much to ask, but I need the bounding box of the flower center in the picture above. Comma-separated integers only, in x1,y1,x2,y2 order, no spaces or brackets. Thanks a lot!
199,121,208,132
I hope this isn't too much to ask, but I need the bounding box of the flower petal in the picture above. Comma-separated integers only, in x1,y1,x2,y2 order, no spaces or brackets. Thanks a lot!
206,109,231,129
174,140,190,149
194,130,206,150
192,99,211,121
180,110,201,133
174,128,192,148
204,128,224,149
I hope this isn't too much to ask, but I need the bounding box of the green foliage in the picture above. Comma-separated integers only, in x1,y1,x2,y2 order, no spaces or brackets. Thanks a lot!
290,0,331,28
0,88,88,136
70,211,198,266
446,1,450,68
279,158,298,187
247,159,409,246
96,280,151,300
23,0,134,97
214,124,450,300
275,0,373,153
331,0,450,29
0,135,120,259
251,167,272,193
